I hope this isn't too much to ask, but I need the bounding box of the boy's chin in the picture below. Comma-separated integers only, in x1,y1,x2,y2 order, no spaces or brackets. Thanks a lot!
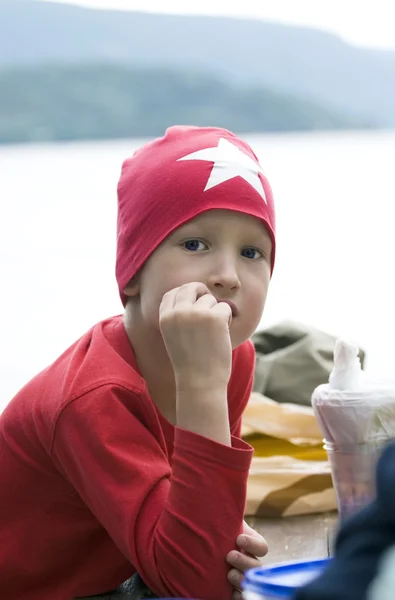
230,331,251,350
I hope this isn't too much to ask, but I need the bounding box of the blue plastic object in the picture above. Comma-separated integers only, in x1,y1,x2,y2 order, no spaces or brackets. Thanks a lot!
242,558,331,598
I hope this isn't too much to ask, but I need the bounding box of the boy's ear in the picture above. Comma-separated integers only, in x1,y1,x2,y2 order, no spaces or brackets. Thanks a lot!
123,275,140,298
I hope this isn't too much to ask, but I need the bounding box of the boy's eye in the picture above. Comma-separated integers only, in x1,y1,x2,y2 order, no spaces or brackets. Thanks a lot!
241,247,262,260
183,239,207,252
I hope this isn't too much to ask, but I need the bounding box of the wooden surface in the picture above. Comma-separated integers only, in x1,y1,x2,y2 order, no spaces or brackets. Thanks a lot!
246,511,338,564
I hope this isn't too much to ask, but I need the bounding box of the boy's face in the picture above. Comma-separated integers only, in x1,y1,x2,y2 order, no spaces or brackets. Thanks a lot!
125,209,272,349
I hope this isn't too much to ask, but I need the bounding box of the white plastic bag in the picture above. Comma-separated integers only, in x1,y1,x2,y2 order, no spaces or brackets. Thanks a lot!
312,339,395,445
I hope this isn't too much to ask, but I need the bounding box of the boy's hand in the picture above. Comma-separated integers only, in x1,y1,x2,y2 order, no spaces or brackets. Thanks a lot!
226,521,268,600
159,281,233,392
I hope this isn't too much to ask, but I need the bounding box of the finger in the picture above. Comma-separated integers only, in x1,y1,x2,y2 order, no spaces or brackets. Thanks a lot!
192,293,218,310
237,533,269,558
160,287,180,313
227,567,243,591
242,521,263,538
174,282,210,306
211,301,232,326
227,548,262,571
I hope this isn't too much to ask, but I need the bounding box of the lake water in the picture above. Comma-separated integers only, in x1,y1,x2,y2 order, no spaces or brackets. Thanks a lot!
1,130,394,410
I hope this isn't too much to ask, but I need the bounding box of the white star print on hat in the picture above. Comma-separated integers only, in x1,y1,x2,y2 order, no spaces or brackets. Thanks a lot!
177,137,267,203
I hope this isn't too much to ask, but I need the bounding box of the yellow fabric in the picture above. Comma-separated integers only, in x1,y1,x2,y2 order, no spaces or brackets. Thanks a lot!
245,433,328,462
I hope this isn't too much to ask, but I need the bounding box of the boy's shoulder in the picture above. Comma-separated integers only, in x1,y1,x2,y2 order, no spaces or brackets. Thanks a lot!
58,314,145,398
2,316,145,436
44,314,142,395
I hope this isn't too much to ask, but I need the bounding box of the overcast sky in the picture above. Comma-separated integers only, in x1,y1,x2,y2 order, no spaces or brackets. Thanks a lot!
45,0,395,49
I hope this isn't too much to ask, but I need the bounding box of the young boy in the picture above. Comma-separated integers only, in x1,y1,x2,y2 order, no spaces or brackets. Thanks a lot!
0,125,276,600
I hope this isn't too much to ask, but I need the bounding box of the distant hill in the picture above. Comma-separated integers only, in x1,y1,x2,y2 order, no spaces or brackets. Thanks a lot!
0,65,368,144
1,0,395,127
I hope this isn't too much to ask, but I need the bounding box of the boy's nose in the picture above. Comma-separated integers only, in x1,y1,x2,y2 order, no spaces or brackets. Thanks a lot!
207,262,241,292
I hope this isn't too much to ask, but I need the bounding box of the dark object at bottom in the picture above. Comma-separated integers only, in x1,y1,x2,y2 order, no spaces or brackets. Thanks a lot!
80,574,157,599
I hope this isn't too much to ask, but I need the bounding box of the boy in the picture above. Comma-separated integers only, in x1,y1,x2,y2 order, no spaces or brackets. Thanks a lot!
0,125,276,600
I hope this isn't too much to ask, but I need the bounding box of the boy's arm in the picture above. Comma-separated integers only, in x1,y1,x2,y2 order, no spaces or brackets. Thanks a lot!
176,339,255,444
159,281,234,449
51,385,253,600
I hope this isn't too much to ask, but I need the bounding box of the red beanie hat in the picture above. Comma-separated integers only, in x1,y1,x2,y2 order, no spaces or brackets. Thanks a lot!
116,125,276,305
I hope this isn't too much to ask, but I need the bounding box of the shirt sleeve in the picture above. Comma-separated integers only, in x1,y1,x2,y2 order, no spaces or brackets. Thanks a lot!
51,384,253,600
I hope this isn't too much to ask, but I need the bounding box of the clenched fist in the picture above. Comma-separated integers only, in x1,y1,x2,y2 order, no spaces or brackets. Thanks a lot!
159,282,233,393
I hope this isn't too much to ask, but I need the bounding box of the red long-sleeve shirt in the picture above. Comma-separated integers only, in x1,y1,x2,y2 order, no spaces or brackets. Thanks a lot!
0,316,254,600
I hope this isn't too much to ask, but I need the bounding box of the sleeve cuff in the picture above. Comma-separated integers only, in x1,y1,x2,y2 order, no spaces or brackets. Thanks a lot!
174,427,253,471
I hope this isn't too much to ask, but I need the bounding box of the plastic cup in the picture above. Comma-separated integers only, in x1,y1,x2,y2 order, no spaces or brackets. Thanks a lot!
324,438,387,521
242,558,330,599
